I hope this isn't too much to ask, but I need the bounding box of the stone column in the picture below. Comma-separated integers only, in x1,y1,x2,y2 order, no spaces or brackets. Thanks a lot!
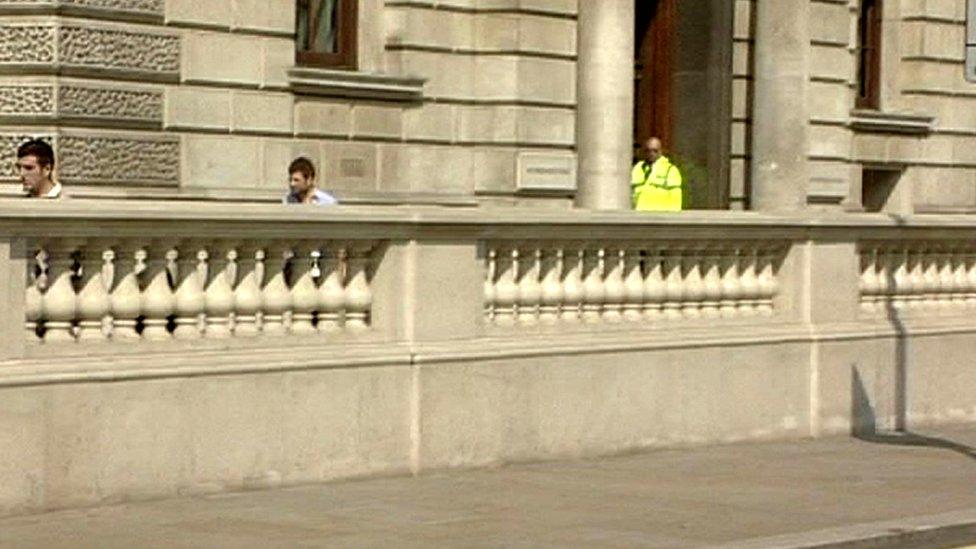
576,0,635,210
750,0,810,211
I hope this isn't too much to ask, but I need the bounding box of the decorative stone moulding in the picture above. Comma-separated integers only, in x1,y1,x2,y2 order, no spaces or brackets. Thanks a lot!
0,0,163,23
848,110,936,135
288,67,426,102
0,131,179,186
0,22,179,82
0,83,163,128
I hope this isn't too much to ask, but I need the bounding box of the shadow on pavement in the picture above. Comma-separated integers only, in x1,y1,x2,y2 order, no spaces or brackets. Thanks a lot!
854,431,976,462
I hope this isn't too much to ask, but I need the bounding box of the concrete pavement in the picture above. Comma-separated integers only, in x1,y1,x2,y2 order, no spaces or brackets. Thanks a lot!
2,425,976,548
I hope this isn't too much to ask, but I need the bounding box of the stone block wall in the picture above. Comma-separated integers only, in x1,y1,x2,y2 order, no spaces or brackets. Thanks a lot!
731,0,976,212
0,0,578,203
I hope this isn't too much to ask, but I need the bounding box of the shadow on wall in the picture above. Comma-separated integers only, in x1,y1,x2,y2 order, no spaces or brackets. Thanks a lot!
852,365,976,462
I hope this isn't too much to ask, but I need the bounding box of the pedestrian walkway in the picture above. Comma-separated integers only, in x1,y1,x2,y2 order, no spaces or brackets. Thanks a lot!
2,426,976,548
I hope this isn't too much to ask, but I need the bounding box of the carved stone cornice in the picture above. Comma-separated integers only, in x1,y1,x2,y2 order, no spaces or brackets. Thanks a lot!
0,21,180,82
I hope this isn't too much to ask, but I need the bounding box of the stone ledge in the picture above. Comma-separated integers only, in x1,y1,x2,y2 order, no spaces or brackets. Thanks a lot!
288,67,425,102
848,109,936,135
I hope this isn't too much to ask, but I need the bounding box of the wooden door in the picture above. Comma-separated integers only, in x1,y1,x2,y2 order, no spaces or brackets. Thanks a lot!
634,0,675,157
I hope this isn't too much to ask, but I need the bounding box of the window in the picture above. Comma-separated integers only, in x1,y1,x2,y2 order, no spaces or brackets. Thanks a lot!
296,0,357,69
856,0,883,109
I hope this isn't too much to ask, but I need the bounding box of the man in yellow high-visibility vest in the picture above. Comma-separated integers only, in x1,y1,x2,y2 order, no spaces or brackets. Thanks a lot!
631,137,683,212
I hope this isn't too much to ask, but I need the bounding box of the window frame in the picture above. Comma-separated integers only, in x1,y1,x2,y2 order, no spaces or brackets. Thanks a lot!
296,0,358,70
856,0,883,110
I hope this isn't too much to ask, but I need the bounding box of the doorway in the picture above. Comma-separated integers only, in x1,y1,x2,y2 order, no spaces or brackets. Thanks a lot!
633,0,733,209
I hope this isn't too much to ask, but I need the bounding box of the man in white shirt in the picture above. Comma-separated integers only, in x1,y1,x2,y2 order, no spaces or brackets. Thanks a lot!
16,139,62,199
283,156,337,205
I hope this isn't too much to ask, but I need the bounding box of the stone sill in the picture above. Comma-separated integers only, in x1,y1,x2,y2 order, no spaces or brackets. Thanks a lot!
848,110,935,135
288,67,425,102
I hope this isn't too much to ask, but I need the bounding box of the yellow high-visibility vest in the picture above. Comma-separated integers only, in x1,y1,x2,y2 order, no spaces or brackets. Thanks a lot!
631,156,683,212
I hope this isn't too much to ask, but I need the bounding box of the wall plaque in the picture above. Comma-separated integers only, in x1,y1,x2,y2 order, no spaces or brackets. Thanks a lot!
516,152,576,193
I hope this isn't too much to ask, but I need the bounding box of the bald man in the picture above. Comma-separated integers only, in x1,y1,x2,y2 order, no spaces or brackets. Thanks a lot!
630,137,682,211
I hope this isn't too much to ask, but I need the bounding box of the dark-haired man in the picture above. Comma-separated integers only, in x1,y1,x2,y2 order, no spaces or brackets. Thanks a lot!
283,157,337,205
16,139,62,199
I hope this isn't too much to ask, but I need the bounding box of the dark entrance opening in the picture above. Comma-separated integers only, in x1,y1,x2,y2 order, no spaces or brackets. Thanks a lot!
633,0,733,209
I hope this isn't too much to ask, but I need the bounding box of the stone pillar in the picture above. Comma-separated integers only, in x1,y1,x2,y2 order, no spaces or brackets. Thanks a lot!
576,0,635,210
750,0,810,211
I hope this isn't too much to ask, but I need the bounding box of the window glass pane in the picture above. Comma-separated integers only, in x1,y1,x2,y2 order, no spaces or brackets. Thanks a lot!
312,0,339,54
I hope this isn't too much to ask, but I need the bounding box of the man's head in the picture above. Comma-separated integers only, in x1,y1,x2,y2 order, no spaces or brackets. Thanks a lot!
288,156,317,200
643,137,663,164
16,139,55,197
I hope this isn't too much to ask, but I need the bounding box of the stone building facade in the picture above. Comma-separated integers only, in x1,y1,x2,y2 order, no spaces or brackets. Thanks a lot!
1,0,974,210
3,0,976,518
0,0,973,211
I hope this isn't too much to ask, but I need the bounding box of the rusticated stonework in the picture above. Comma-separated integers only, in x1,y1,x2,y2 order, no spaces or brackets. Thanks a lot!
0,134,53,180
59,86,162,123
0,26,57,64
0,24,179,79
59,26,179,75
0,86,55,115
58,135,179,185
0,0,163,17
0,84,162,125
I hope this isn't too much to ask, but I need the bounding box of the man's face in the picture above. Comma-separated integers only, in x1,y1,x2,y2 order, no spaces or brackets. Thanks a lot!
644,140,662,163
289,171,314,197
17,155,52,196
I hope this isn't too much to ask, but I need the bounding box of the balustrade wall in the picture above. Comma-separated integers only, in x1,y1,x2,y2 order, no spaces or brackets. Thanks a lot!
484,241,787,327
24,239,376,344
2,202,976,517
859,241,976,317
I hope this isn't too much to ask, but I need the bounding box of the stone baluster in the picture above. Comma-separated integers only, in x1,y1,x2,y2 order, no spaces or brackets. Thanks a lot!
560,244,583,323
173,242,207,340
517,246,542,325
662,248,685,320
680,246,705,319
581,246,605,323
920,245,941,311
261,245,292,335
538,246,564,325
344,242,373,331
204,244,236,338
719,246,741,318
871,244,895,312
756,245,779,317
233,244,264,336
699,245,722,319
936,245,956,312
140,242,177,340
110,243,144,340
493,246,518,326
484,247,497,322
951,244,969,310
25,248,43,339
75,240,113,341
290,243,319,334
39,240,80,342
859,245,880,315
621,244,645,322
317,243,346,333
601,246,625,323
642,246,666,321
889,245,910,311
737,246,760,317
966,247,976,309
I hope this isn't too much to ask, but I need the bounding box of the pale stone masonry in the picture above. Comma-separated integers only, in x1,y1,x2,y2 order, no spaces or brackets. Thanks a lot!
0,0,973,211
